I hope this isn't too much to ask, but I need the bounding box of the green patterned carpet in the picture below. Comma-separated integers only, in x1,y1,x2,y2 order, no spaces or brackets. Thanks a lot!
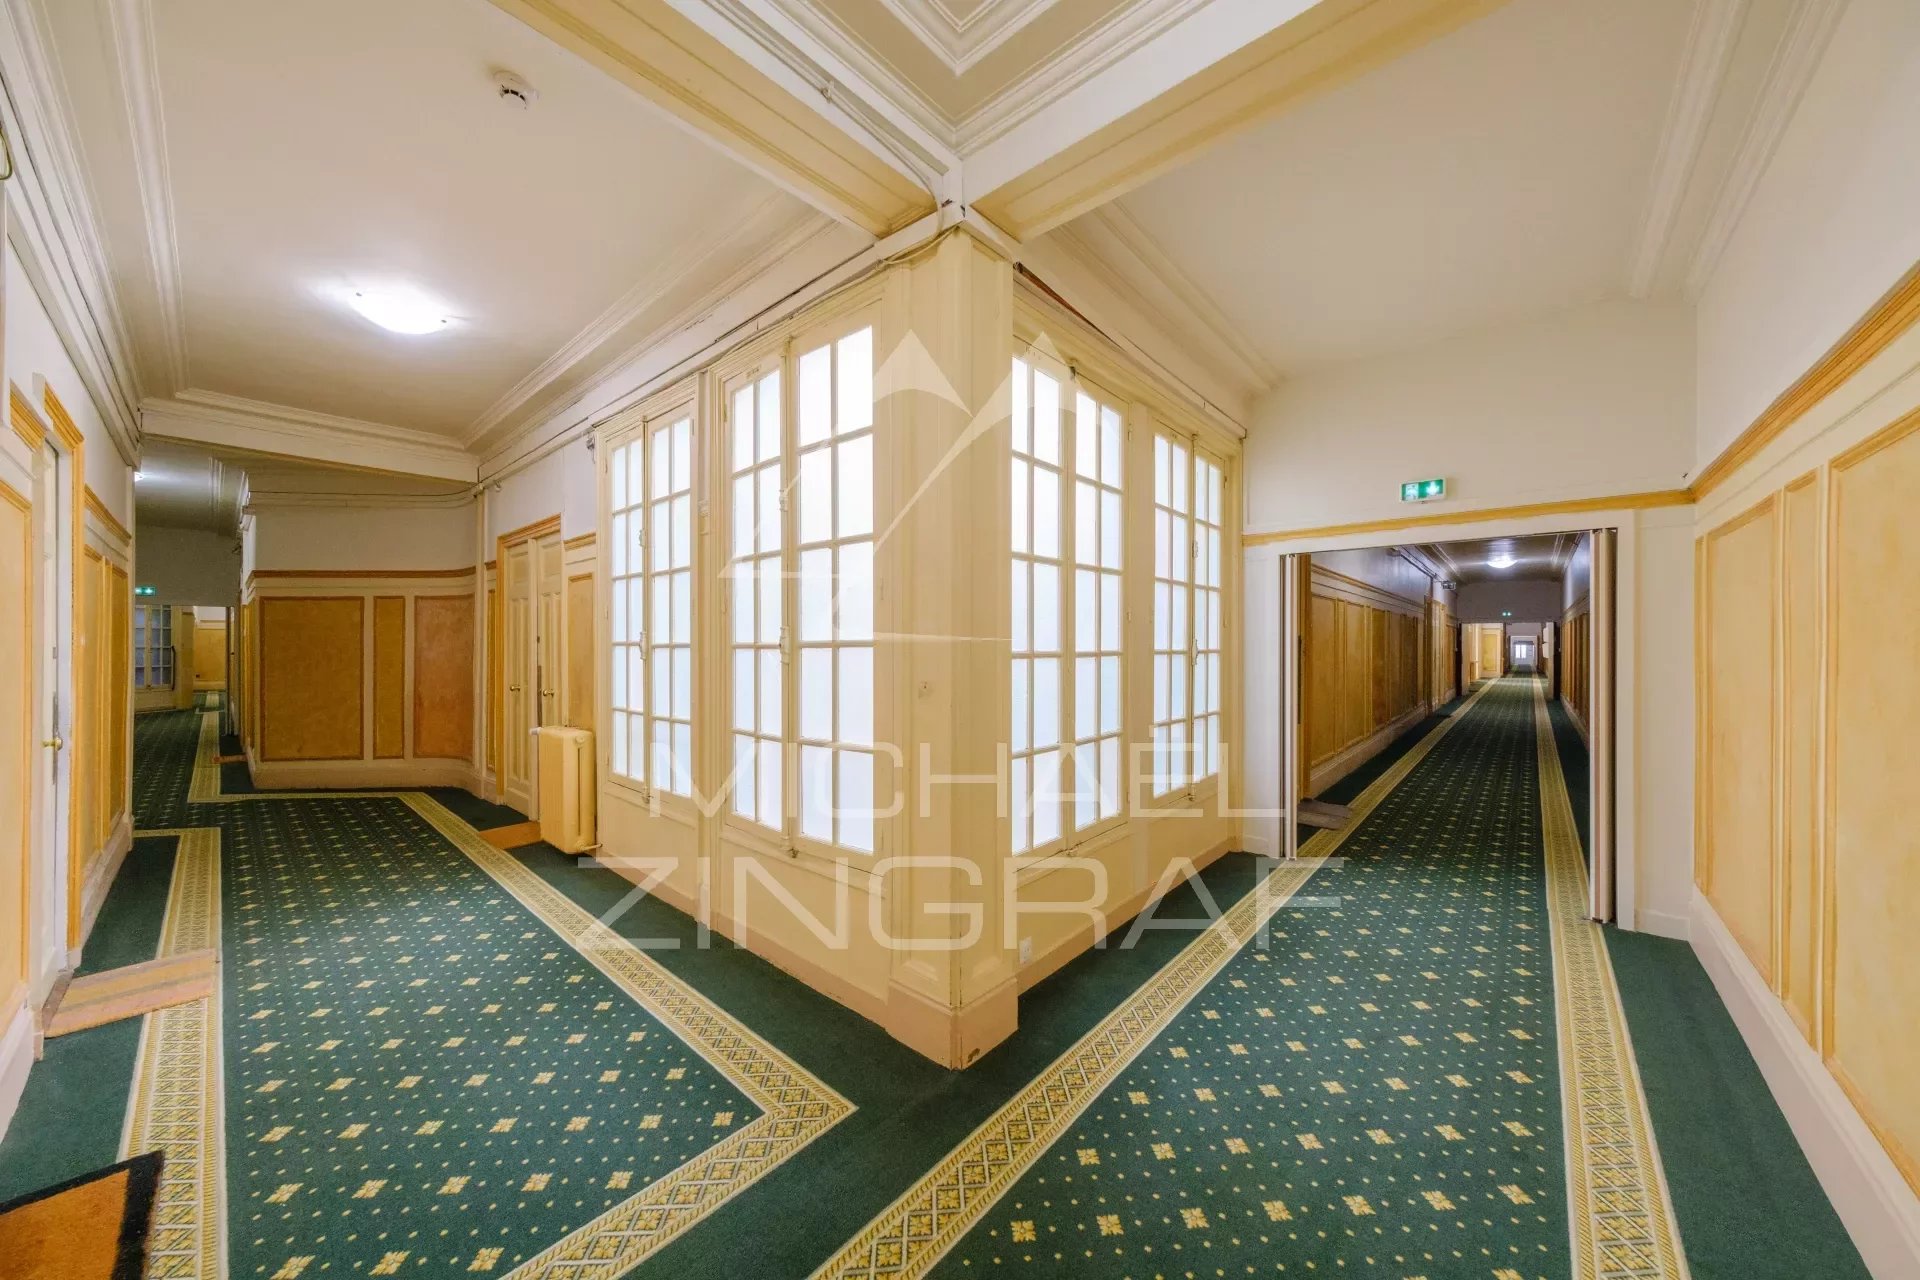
931,678,1568,1278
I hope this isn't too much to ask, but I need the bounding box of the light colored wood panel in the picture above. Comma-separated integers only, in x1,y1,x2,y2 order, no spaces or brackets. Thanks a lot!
191,620,226,687
1337,600,1367,753
414,595,475,762
485,585,498,771
372,597,406,760
1827,415,1920,1196
1780,475,1821,1040
565,574,594,736
109,566,128,824
1702,498,1777,983
261,597,365,762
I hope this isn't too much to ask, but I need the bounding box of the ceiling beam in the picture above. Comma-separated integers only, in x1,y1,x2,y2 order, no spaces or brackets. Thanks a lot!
143,391,478,485
967,0,1507,239
488,0,938,235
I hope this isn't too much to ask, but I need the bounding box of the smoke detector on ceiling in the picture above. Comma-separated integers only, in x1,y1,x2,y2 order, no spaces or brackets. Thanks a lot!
492,70,538,109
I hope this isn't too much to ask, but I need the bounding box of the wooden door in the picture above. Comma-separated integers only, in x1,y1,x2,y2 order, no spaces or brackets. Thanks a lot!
535,533,563,731
502,540,535,815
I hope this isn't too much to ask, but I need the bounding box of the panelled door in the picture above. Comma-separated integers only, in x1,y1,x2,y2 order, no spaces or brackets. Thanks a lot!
502,539,535,816
536,533,563,731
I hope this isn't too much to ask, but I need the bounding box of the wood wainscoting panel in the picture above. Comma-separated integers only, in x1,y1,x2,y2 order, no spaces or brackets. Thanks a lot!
485,585,497,772
1780,474,1822,1041
261,597,365,761
1701,497,1778,984
191,620,227,688
109,564,128,823
414,594,474,761
372,597,406,759
1826,413,1920,1195
566,573,593,735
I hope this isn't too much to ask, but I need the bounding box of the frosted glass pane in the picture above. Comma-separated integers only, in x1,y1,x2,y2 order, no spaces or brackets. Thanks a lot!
1009,756,1029,853
611,512,628,577
733,475,754,555
1153,655,1169,721
1208,644,1222,709
757,371,781,462
612,578,628,645
800,648,833,741
629,717,645,786
1010,459,1028,553
1074,569,1096,652
1155,511,1169,578
1074,741,1097,830
672,571,691,644
1171,444,1188,507
798,343,831,445
1101,573,1121,651
611,711,628,777
758,739,782,825
1101,491,1121,569
1032,466,1059,560
629,579,644,645
1031,563,1059,651
1075,656,1096,742
651,501,670,572
838,541,873,642
1010,561,1028,652
733,388,755,471
837,435,872,537
1010,659,1029,753
672,723,692,794
837,751,873,852
1100,657,1121,735
1032,373,1059,463
1101,407,1121,486
759,650,782,738
732,566,755,645
672,419,691,492
1075,480,1096,566
838,329,872,435
672,647,691,719
1153,583,1169,649
1152,726,1169,789
1032,750,1061,846
628,440,644,509
1098,738,1119,818
733,735,756,820
1032,657,1060,750
1171,660,1187,720
799,448,831,543
757,558,781,645
799,548,832,642
651,427,671,499
611,444,628,509
652,649,670,721
629,649,644,715
1171,722,1189,788
1154,436,1169,505
1171,587,1187,650
800,745,832,841
1075,393,1097,479
839,647,873,746
652,575,670,647
651,720,671,793
757,468,782,552
612,643,629,708
1011,360,1029,454
1170,516,1189,583
671,495,691,565
733,650,755,731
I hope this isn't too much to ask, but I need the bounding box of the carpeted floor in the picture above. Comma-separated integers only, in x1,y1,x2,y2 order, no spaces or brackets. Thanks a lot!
0,685,1873,1278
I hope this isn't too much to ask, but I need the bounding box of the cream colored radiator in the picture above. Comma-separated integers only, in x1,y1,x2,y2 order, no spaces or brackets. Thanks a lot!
535,726,596,854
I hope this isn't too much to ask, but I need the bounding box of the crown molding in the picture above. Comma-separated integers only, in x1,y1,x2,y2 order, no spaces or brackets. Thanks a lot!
105,0,187,392
0,0,144,462
462,194,816,450
142,389,477,484
876,0,1057,76
1627,0,1749,299
1684,0,1847,299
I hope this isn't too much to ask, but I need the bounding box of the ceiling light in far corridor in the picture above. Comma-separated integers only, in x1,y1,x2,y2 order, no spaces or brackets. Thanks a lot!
1487,554,1516,570
347,285,453,335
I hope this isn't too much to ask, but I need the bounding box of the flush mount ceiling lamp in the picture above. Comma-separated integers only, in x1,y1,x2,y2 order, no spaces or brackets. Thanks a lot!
1486,553,1517,570
348,285,453,335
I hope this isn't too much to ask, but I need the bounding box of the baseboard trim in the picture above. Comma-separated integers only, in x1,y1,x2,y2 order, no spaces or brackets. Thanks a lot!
248,758,482,791
0,999,36,1145
1632,907,1690,941
1690,890,1920,1279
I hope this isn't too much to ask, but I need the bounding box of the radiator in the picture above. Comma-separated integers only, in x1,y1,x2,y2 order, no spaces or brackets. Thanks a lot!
535,726,597,854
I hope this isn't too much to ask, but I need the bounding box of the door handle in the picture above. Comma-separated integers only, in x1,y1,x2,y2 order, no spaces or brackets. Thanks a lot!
41,735,62,751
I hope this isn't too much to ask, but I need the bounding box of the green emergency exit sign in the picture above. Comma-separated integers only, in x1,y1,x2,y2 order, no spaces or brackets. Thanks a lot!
134,584,156,597
1400,477,1446,502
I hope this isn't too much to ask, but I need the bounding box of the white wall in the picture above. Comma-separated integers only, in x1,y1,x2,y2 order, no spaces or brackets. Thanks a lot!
134,526,240,604
1695,0,1920,468
3,247,131,521
1246,298,1694,533
251,503,474,572
1457,577,1562,623
488,440,594,542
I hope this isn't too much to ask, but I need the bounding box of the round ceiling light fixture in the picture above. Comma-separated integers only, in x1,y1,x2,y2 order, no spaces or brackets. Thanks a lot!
493,69,538,110
1487,553,1517,570
348,285,453,335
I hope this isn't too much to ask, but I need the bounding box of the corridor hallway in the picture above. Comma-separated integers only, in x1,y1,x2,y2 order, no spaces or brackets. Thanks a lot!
0,682,1865,1278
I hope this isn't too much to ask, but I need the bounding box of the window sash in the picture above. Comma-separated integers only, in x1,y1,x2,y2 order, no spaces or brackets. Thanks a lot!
1152,432,1223,796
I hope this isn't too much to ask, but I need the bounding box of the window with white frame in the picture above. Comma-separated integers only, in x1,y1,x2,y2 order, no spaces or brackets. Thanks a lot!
726,323,878,854
608,409,694,796
1010,358,1124,854
1151,433,1223,794
134,604,172,690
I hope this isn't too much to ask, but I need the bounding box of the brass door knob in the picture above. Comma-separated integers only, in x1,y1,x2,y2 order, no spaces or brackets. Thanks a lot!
42,736,62,750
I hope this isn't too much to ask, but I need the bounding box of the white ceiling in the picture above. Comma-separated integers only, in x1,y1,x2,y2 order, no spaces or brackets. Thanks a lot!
37,0,831,448
133,440,244,532
1084,0,1697,377
1419,532,1576,585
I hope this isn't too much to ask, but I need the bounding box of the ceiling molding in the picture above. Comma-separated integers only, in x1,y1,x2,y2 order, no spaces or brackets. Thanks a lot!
1082,204,1279,391
0,0,144,461
105,0,188,392
1683,0,1847,299
1626,0,1749,299
462,193,812,448
143,389,477,483
876,0,1058,75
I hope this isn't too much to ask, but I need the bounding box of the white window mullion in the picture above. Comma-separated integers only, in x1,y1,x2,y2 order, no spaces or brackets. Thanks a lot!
1152,432,1193,796
1071,388,1123,831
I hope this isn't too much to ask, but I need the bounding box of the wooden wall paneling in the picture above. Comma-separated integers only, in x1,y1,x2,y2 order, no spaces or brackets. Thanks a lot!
109,565,128,823
1701,496,1779,984
1780,473,1822,1041
260,597,365,761
565,573,594,734
1825,413,1920,1195
80,550,102,875
372,596,407,759
192,619,227,688
414,594,475,761
485,581,498,772
0,480,31,1018
1305,592,1337,765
